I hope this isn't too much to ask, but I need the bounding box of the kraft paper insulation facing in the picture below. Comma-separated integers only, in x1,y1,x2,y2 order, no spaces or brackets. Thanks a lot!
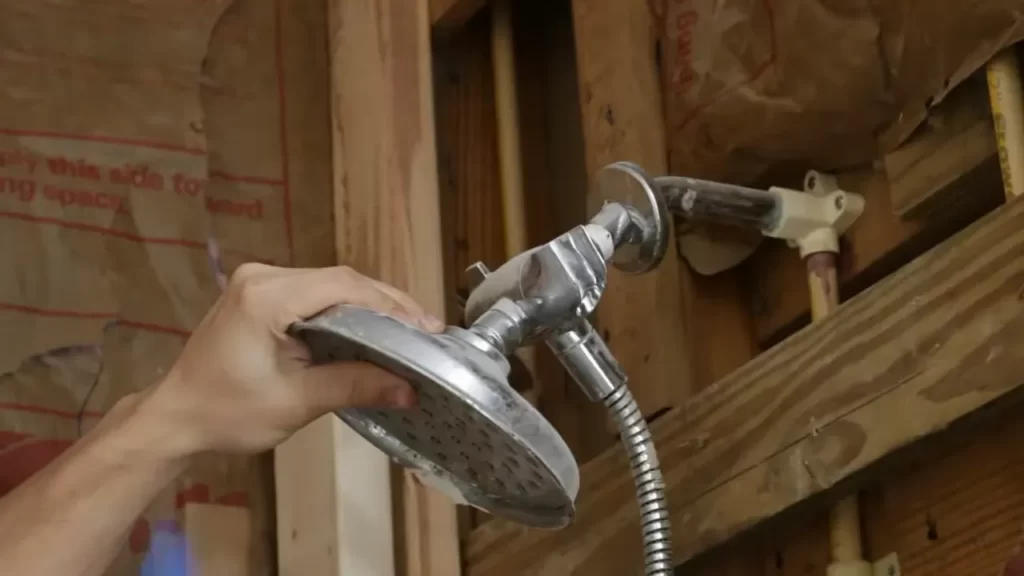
0,0,333,573
658,0,1024,272
659,0,1024,183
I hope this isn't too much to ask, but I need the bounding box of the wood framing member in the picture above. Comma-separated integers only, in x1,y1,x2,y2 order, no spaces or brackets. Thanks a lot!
430,0,489,32
272,0,351,572
185,503,253,576
884,76,997,218
465,195,1024,574
277,0,460,575
568,0,690,417
329,1,460,575
751,75,1004,344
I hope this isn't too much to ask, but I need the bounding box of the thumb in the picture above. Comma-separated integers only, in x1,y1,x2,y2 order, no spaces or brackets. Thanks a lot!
302,362,418,411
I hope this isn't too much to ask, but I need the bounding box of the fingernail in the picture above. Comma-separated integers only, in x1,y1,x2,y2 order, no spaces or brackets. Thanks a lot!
422,315,446,333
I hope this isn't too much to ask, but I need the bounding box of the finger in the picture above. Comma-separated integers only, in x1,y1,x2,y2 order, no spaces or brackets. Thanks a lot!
367,278,445,332
276,267,440,330
302,362,418,411
230,261,293,282
367,278,425,316
279,267,403,317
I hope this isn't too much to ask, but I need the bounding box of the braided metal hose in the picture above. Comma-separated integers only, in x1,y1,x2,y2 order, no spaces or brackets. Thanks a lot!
604,385,673,575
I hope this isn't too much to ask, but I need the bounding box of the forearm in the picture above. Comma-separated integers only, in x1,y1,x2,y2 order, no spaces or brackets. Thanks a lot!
0,390,189,576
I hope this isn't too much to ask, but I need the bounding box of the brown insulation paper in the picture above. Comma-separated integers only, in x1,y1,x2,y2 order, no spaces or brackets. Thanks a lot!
0,0,333,572
657,0,1024,274
660,0,1024,183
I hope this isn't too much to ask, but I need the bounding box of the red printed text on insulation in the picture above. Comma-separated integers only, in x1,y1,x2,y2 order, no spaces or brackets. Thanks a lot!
668,0,700,103
0,150,266,220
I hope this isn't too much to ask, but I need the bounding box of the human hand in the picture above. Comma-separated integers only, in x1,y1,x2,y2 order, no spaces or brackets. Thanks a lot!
139,263,445,456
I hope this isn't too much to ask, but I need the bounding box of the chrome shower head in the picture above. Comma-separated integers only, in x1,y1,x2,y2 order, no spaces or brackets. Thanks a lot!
290,161,687,575
290,304,580,529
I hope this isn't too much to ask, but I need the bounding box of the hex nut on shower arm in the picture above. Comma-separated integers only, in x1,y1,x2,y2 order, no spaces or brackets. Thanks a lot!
763,170,865,258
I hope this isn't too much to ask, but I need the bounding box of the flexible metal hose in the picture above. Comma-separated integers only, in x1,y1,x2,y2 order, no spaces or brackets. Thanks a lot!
604,385,673,575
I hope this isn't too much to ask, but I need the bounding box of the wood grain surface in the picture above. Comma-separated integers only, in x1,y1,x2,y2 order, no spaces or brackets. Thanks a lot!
331,0,459,574
430,0,489,32
884,76,997,218
749,162,1003,346
567,0,691,418
466,195,1024,574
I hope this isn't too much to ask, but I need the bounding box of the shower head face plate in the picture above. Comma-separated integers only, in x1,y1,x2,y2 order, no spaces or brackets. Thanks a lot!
290,305,580,529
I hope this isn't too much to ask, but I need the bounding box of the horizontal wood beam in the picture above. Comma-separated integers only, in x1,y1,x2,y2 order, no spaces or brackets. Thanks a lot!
465,195,1024,575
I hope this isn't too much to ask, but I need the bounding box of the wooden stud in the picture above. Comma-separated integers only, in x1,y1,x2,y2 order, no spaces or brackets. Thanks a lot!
431,0,489,33
184,503,252,576
432,12,506,312
432,10,507,535
277,0,460,575
568,0,691,418
465,196,1024,575
327,0,461,573
271,0,367,573
491,0,527,260
491,0,540,405
276,417,386,575
680,266,759,393
514,0,622,463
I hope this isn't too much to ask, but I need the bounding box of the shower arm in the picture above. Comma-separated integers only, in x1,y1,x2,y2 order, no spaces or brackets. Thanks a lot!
461,162,864,392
